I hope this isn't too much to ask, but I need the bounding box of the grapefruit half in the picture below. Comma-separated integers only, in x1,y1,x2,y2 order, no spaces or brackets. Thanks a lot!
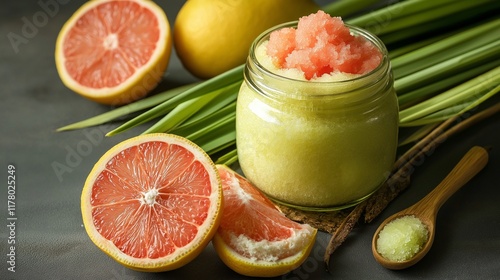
213,165,317,277
81,134,222,272
55,0,172,105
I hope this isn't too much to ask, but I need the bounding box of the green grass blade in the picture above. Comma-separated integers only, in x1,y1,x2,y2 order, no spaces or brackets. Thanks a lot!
214,149,238,165
171,102,237,137
365,0,494,36
186,114,236,155
377,3,499,46
56,83,196,131
105,64,244,136
141,89,222,134
176,82,239,128
388,32,450,59
347,0,457,28
186,113,236,142
323,0,380,18
400,83,499,127
398,60,500,107
199,129,236,155
394,40,500,94
399,66,500,124
398,123,441,146
392,18,500,79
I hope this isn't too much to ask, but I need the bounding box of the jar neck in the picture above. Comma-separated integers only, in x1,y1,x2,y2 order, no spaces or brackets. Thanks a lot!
244,22,393,109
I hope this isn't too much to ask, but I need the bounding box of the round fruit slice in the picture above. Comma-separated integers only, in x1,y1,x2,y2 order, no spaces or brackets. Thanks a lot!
81,134,222,272
55,0,172,105
213,165,317,277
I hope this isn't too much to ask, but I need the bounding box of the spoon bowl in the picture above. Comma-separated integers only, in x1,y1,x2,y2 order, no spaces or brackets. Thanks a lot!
372,146,489,270
372,211,436,270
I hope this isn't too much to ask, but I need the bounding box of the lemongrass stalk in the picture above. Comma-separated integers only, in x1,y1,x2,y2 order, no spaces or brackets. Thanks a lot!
140,81,238,135
106,64,244,136
215,149,238,165
186,113,235,142
175,83,238,129
56,83,196,131
347,0,457,28
398,60,500,107
398,123,440,147
172,102,236,137
407,102,473,124
394,40,500,94
402,85,500,127
392,18,500,79
364,0,493,36
388,32,450,59
219,155,238,167
377,2,499,46
322,0,380,18
400,78,498,125
392,18,500,69
141,88,223,134
198,129,236,155
399,66,500,124
400,66,500,122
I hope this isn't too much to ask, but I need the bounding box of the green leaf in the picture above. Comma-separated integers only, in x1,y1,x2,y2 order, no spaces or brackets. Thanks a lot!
141,89,223,134
172,102,237,137
56,83,196,131
392,18,500,79
395,40,500,95
106,64,244,136
398,60,500,107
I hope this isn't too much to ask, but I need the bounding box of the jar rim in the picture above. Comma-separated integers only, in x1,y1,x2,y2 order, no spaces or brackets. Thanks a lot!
247,21,390,91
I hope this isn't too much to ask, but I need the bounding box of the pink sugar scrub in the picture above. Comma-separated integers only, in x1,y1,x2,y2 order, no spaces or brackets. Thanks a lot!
265,10,382,80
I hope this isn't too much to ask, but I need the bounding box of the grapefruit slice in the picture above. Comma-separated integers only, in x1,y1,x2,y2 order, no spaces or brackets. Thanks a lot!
55,0,172,105
81,134,222,272
213,165,317,277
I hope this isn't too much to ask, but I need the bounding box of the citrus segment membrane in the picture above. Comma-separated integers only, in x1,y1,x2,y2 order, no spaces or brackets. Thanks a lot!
81,134,222,271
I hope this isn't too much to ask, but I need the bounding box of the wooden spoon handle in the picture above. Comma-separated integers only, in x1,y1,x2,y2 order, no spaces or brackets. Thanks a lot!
418,146,489,212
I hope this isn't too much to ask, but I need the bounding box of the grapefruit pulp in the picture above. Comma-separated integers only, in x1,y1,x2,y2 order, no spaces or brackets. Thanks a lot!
81,134,222,272
213,165,317,277
55,0,172,105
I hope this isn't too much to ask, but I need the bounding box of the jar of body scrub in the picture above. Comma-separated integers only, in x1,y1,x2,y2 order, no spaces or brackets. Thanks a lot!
236,18,399,211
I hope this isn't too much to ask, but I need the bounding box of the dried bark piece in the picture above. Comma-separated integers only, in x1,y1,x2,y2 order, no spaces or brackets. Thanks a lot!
364,172,411,223
278,205,350,234
323,203,366,270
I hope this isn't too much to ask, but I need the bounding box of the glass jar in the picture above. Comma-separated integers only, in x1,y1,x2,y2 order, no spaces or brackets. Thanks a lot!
236,22,399,211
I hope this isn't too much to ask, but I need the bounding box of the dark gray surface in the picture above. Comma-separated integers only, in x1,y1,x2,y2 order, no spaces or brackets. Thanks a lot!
1,1,499,279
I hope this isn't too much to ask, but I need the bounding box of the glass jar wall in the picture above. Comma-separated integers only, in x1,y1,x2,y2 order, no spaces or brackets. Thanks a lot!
236,22,399,211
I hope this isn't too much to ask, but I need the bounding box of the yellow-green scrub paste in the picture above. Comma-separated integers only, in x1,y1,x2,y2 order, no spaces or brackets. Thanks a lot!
236,11,399,209
376,215,429,262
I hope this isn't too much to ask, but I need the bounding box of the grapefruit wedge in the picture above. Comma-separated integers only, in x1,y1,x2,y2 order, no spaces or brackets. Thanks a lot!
213,165,317,277
55,0,171,105
81,134,222,272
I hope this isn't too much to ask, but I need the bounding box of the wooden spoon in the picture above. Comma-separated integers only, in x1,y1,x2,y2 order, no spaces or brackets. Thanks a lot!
371,146,489,270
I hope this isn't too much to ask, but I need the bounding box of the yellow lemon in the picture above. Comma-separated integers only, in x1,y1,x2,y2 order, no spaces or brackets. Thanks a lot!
174,0,319,79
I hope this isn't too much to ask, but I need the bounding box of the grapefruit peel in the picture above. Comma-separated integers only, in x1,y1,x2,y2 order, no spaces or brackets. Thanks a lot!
213,165,317,277
81,133,222,272
55,0,172,105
